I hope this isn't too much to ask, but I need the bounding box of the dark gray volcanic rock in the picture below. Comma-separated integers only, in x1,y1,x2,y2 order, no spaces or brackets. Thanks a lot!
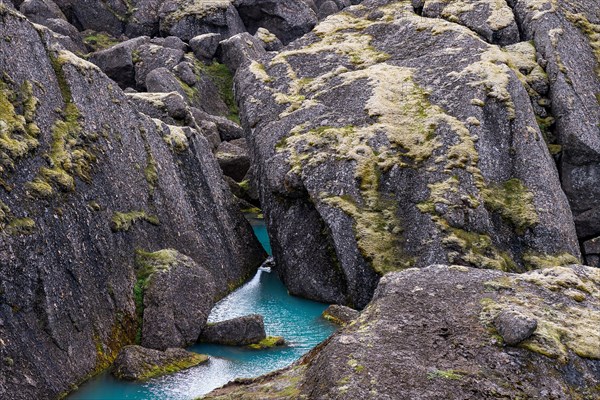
234,0,581,308
159,0,245,41
112,345,208,381
206,265,600,399
0,7,265,399
19,0,65,25
216,139,251,182
218,32,266,72
139,250,216,350
233,0,318,45
199,314,266,346
88,36,150,88
507,0,600,242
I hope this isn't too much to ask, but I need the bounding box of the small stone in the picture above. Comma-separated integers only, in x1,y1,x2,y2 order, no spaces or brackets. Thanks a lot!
322,305,360,326
494,310,538,346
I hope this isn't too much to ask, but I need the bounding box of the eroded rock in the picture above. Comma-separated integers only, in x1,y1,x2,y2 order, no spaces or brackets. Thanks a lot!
199,314,266,346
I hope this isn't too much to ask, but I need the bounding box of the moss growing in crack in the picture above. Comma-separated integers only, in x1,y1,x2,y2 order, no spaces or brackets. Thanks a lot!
523,252,580,270
202,62,240,124
110,211,160,232
482,178,539,235
5,217,35,235
83,32,120,52
144,153,158,192
0,79,40,177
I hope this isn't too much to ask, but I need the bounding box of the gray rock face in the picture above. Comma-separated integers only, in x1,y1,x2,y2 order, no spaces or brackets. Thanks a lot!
493,310,538,345
53,0,126,36
134,43,185,89
235,0,581,308
322,304,359,325
254,27,282,52
233,0,318,44
140,250,216,350
199,314,266,345
112,345,208,381
0,8,265,399
507,0,600,241
206,265,600,399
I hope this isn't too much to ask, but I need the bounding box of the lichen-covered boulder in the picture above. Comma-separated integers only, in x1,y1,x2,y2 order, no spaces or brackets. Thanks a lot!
138,250,216,350
205,264,600,399
158,0,245,41
322,304,360,325
190,33,222,61
88,36,150,88
218,32,266,72
0,7,265,399
134,43,185,89
235,0,581,308
112,345,208,381
199,314,266,346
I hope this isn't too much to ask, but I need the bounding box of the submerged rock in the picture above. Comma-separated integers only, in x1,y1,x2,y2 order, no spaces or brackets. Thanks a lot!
235,0,581,308
322,304,359,325
112,345,208,381
199,314,266,346
205,265,600,399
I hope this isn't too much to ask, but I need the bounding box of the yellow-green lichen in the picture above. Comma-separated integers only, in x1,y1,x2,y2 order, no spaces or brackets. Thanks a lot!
481,178,539,234
481,266,600,361
111,211,160,232
523,252,580,270
247,336,285,350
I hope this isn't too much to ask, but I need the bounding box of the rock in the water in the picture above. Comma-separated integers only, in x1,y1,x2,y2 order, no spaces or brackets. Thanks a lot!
493,310,537,346
112,345,208,381
199,314,266,345
322,304,359,325
234,0,581,308
205,265,600,399
138,250,216,350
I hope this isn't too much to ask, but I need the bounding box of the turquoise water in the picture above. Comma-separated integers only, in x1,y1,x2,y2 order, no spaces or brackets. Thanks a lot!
69,218,335,399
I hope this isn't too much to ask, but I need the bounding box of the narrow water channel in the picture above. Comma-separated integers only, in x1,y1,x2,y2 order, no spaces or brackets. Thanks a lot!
69,216,336,399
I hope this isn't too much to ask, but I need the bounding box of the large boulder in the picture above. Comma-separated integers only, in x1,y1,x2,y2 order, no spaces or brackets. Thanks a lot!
234,0,581,308
133,43,185,89
19,0,65,25
233,0,318,45
88,36,150,88
0,7,265,399
112,345,208,381
206,264,600,399
199,314,266,346
138,250,216,350
52,0,126,36
158,0,245,41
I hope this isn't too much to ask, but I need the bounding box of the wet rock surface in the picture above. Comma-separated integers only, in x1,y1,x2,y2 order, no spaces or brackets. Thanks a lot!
206,265,600,399
112,345,208,381
199,314,267,346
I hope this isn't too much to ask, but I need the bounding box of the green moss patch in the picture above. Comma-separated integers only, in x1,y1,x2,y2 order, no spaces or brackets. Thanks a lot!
247,336,285,350
482,178,539,234
110,211,160,232
83,32,120,52
138,353,208,381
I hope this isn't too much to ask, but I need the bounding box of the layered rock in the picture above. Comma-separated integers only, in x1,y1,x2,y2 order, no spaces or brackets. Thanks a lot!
112,345,208,381
0,7,264,399
235,0,581,308
206,264,600,399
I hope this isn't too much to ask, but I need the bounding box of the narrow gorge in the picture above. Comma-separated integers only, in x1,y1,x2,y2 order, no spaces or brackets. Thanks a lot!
0,0,599,399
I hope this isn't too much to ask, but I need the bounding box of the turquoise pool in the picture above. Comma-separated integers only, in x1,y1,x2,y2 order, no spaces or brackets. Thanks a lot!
69,217,336,399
